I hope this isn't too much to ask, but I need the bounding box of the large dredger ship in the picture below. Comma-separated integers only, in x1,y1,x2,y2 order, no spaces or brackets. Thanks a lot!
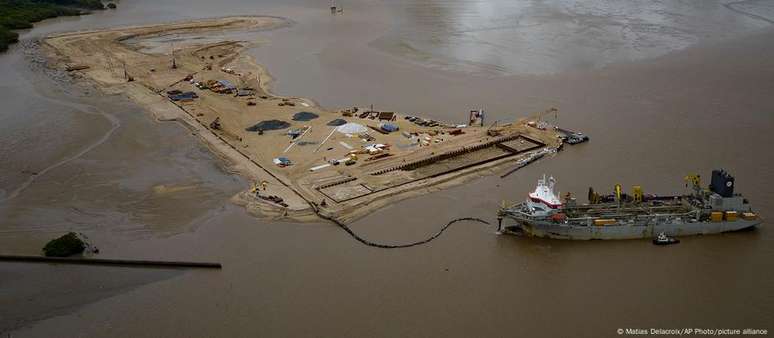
497,170,762,240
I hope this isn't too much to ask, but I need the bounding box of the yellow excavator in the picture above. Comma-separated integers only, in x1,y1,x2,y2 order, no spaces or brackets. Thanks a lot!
684,173,702,194
249,181,269,194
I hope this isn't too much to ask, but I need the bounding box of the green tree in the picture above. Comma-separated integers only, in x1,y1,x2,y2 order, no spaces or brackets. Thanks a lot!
0,0,105,51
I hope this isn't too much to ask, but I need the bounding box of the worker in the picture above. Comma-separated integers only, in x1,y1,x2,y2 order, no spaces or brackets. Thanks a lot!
261,181,268,191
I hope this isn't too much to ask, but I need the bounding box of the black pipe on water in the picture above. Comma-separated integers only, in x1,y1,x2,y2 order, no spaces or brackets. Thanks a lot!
0,255,222,269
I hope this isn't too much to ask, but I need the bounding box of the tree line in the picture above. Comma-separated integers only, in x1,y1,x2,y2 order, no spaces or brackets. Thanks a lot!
1,0,105,51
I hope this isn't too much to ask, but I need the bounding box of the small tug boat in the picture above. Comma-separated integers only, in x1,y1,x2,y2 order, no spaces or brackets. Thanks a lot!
652,232,679,245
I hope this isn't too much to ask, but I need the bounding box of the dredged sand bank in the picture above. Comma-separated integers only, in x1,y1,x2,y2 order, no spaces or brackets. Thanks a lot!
43,16,569,224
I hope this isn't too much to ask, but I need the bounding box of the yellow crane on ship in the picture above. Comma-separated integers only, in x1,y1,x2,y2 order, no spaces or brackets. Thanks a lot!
684,173,703,194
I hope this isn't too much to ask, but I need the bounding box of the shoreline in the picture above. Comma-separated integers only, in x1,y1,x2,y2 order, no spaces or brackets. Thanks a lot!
42,16,570,224
3,3,773,336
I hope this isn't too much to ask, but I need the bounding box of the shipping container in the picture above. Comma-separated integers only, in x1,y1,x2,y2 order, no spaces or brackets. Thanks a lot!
593,219,616,226
710,211,723,222
724,211,738,222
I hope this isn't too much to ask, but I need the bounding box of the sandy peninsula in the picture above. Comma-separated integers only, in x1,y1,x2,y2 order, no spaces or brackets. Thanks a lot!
43,16,567,224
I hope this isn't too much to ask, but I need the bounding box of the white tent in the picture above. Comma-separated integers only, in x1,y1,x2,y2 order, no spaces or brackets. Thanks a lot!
336,122,368,134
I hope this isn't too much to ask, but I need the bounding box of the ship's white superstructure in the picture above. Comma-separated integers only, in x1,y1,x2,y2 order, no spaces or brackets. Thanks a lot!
525,175,562,215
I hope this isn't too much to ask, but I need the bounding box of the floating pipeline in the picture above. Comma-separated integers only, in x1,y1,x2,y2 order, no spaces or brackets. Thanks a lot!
324,216,491,249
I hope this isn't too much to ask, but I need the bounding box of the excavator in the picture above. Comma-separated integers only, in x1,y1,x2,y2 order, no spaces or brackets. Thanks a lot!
486,120,501,136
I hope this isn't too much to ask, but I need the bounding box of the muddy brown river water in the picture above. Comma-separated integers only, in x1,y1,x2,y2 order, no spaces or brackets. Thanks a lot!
1,0,773,336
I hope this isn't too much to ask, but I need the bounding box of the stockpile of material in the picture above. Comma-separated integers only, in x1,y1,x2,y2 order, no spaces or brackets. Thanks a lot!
246,120,291,132
292,111,319,121
326,118,348,126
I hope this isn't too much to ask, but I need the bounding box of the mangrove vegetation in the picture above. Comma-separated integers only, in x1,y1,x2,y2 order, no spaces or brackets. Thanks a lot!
0,0,105,51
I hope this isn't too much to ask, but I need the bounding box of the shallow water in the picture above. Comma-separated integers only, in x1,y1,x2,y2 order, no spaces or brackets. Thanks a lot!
1,0,774,336
377,0,772,74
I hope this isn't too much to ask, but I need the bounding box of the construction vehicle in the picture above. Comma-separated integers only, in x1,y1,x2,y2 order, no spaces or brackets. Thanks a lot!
486,120,501,136
209,117,222,130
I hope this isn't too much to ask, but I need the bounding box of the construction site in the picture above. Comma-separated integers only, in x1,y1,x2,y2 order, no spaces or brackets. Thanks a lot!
43,16,584,223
